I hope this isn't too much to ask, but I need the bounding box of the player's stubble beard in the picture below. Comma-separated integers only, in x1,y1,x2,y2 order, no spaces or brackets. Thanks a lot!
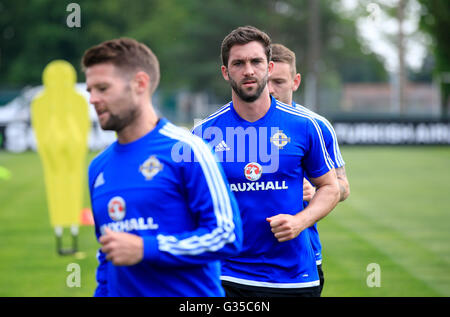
100,83,139,133
228,70,269,103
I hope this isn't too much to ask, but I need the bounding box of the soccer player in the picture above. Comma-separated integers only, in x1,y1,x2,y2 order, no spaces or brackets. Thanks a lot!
192,26,340,297
268,43,350,294
82,38,242,297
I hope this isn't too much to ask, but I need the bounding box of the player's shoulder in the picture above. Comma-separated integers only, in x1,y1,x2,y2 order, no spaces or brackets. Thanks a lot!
274,99,318,125
160,120,219,167
292,102,340,145
160,120,200,143
159,120,211,154
292,102,334,127
191,101,232,133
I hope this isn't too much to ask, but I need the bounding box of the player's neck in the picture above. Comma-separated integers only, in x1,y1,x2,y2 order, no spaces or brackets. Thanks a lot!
117,102,159,144
232,89,272,123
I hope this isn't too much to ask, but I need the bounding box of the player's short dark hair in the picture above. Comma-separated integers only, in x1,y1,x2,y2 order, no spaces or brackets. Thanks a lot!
81,37,160,95
221,26,272,67
271,43,297,78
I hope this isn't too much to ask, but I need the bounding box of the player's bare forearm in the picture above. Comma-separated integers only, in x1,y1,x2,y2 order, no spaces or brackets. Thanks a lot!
299,169,340,229
267,169,339,242
336,166,350,201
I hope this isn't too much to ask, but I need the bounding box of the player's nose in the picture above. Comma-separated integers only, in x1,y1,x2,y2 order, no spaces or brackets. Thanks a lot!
243,62,255,77
89,91,101,106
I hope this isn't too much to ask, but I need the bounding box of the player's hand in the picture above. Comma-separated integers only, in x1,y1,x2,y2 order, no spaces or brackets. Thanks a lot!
99,228,144,266
266,214,304,242
303,178,316,202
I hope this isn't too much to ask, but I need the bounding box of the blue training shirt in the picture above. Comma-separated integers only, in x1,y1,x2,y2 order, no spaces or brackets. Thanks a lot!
192,96,334,289
88,118,242,297
292,101,345,265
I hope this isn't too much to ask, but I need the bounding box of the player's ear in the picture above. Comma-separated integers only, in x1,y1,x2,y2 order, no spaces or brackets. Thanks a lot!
133,71,150,94
268,61,274,76
292,73,301,92
221,65,229,81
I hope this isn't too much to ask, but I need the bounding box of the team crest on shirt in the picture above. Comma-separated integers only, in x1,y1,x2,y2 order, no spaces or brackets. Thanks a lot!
108,196,126,221
244,162,262,181
139,155,163,180
270,130,290,149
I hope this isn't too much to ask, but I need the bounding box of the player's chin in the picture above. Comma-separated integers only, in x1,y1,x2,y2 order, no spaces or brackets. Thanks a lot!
99,119,116,131
239,90,260,103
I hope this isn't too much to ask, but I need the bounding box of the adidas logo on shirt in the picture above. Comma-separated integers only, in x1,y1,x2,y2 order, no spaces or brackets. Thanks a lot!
94,172,105,188
214,140,231,152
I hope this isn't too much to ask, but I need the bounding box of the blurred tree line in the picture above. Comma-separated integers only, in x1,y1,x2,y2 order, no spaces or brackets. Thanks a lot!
417,0,450,117
0,0,386,98
1,0,441,109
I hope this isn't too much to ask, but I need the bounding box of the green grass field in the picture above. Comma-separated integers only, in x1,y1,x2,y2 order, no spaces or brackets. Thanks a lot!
0,146,449,297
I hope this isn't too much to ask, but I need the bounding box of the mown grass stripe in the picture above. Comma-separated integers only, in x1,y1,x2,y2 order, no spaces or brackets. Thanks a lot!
321,214,442,297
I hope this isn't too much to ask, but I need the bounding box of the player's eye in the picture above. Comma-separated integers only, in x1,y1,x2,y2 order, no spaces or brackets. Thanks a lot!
98,85,108,92
270,79,283,86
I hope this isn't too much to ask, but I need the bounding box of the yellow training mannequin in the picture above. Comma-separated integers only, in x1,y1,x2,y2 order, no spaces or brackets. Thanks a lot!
31,60,90,239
